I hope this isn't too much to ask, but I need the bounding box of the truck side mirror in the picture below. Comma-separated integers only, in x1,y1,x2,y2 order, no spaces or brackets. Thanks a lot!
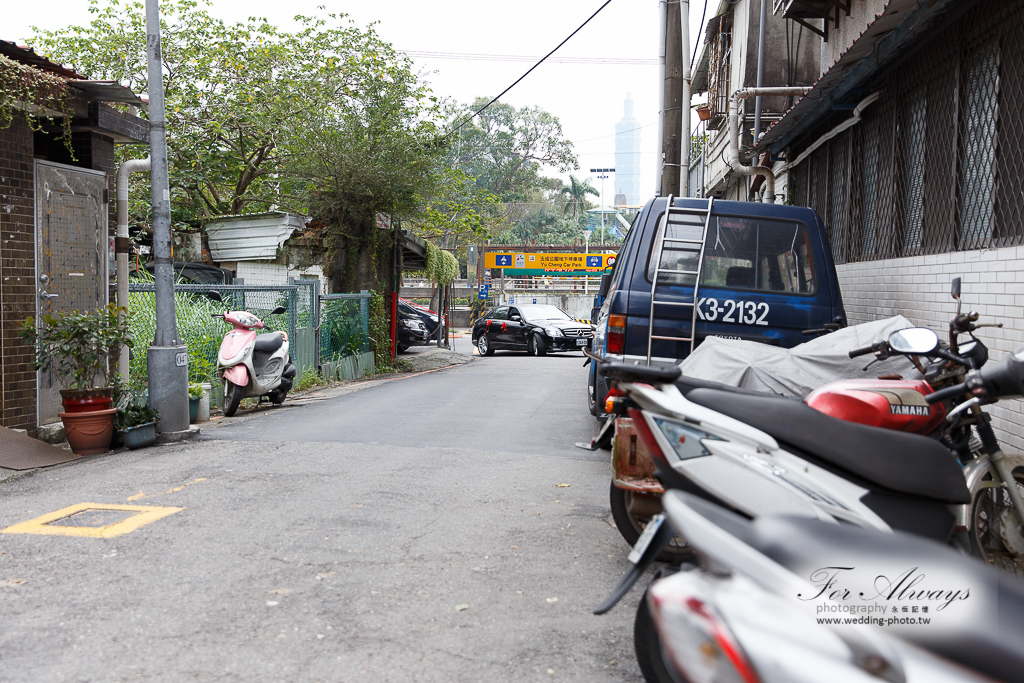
599,272,612,297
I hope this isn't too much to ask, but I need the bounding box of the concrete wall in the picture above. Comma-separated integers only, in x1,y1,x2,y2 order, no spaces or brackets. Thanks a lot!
819,0,888,75
837,247,1024,451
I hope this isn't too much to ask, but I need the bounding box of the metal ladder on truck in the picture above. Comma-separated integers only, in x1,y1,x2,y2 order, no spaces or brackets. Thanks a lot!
646,196,715,365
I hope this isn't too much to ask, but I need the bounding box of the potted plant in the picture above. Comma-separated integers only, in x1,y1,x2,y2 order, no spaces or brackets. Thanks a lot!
188,383,203,423
116,403,160,450
20,303,132,455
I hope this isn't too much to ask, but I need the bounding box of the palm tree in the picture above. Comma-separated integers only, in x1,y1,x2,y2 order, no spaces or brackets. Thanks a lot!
561,175,599,223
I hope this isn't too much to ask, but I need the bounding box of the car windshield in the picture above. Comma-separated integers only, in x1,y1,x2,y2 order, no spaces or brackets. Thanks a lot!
518,304,573,322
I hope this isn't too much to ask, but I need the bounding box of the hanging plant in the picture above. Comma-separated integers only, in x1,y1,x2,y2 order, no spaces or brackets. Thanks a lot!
0,54,75,155
425,242,458,286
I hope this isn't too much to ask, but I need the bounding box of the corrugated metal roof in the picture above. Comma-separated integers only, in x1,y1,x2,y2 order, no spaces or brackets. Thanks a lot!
206,212,307,261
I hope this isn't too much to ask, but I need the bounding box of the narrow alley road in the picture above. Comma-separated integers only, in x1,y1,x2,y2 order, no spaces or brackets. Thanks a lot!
0,341,644,682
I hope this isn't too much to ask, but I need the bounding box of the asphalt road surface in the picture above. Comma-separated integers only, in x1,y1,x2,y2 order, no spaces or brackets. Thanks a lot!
0,338,646,682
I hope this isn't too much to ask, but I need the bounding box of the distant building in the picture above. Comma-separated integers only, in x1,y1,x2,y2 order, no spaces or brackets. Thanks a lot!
614,93,641,206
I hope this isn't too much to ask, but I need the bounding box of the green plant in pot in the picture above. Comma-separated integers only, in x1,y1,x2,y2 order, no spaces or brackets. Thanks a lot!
20,304,133,455
116,402,160,450
188,383,203,423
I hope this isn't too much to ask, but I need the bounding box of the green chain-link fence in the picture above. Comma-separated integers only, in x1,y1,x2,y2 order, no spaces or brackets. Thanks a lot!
127,282,318,389
320,292,370,363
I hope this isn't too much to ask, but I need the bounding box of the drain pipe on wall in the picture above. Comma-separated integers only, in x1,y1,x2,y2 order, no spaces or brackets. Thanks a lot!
727,87,811,203
784,91,882,172
115,157,151,383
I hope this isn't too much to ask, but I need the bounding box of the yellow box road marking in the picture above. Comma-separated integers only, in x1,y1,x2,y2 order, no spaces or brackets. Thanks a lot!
1,503,183,538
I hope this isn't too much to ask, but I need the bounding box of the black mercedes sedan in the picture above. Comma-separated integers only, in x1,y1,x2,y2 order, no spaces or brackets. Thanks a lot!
472,303,594,356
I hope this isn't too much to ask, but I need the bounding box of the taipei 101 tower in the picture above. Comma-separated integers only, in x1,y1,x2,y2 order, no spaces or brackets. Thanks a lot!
614,93,641,206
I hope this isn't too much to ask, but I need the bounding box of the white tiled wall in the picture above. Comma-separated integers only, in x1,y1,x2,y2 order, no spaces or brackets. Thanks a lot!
837,247,1024,450
236,261,328,290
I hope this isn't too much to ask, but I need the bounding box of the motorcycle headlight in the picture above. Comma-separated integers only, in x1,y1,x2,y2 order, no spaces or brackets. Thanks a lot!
545,327,563,337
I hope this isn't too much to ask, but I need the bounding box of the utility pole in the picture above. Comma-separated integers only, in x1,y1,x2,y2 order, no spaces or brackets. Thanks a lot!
590,167,615,243
680,0,691,198
656,0,667,195
661,0,682,197
145,0,189,433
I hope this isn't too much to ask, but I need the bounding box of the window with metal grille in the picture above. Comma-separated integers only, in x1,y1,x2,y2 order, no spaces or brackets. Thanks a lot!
827,134,849,264
901,88,927,252
958,42,999,245
860,118,879,255
705,12,733,131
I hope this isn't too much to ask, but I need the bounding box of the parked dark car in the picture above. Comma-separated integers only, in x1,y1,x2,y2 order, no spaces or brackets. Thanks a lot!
397,309,430,352
472,304,594,356
399,298,440,340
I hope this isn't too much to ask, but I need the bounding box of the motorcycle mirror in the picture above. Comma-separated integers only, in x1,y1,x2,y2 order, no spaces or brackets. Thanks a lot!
951,277,961,300
888,328,939,355
207,290,223,302
271,305,286,315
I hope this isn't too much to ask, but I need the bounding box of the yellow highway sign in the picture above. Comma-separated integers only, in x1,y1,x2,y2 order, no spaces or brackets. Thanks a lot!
484,252,615,270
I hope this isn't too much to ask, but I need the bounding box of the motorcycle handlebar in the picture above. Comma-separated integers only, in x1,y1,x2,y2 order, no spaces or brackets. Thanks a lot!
925,382,968,404
848,344,878,359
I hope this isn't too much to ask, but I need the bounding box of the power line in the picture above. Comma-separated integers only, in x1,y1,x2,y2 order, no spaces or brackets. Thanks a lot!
690,0,708,70
402,50,657,66
443,0,615,139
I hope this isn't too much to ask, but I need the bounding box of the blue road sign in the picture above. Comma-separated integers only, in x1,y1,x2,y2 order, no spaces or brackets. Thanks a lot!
587,255,602,268
495,254,512,267
533,298,537,304
478,285,489,300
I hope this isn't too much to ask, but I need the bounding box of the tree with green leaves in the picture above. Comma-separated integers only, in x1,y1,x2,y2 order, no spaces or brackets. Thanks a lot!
449,98,577,203
561,174,599,223
31,0,442,237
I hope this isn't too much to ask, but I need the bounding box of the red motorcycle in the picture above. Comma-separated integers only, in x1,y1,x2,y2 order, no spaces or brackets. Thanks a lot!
602,277,1005,558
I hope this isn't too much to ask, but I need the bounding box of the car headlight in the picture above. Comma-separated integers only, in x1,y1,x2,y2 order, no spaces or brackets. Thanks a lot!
545,327,562,337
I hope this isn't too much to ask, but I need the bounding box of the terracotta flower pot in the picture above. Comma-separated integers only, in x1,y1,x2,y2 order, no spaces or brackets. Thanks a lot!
60,408,116,456
60,388,114,414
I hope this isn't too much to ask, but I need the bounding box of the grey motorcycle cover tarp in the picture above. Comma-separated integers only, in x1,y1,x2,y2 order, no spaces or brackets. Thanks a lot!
678,316,919,397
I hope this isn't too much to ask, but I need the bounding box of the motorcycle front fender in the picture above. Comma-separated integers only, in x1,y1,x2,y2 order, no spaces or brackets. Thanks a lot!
222,364,249,388
958,452,1024,528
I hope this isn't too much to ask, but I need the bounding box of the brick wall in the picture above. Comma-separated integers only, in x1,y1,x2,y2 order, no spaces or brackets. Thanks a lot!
0,117,40,432
837,248,1024,450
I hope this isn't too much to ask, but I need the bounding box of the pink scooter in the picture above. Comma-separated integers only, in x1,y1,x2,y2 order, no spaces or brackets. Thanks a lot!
207,291,296,417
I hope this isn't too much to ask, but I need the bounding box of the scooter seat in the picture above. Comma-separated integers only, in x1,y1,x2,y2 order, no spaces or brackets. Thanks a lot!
685,388,970,504
674,373,800,400
744,514,1024,683
253,332,284,353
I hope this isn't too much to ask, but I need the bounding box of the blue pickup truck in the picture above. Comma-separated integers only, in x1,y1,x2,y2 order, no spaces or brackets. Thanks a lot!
588,196,846,417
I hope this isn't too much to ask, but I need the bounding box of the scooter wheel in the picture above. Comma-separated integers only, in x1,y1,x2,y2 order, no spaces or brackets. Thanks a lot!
223,380,243,417
270,389,287,405
635,580,683,683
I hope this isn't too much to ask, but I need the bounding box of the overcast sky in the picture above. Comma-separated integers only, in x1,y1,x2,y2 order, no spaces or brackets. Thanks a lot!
5,0,710,207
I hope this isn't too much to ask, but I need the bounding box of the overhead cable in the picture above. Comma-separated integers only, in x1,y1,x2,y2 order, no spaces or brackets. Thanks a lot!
443,0,615,139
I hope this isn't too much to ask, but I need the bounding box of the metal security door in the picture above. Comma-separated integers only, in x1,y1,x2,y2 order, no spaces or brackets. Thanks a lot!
35,161,109,426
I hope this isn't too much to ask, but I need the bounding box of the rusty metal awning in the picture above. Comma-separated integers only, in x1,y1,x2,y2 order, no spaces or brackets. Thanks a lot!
755,0,964,155
69,80,148,110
